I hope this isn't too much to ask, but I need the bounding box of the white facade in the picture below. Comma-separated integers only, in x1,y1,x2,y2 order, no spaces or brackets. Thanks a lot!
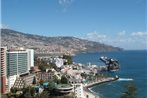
54,58,64,68
73,83,85,98
7,49,34,76
8,75,18,91
26,49,34,70
7,49,34,91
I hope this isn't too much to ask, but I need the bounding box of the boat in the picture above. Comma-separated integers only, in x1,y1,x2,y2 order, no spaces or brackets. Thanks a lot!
100,56,120,71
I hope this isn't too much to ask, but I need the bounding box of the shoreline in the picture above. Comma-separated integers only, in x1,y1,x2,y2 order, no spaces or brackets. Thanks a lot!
83,77,119,98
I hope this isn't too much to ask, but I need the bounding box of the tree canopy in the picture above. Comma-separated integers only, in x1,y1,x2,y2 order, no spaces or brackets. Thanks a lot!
61,75,69,84
63,55,73,65
122,82,137,98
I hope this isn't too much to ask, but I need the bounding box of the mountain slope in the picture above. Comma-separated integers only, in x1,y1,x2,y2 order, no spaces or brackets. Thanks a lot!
1,29,123,54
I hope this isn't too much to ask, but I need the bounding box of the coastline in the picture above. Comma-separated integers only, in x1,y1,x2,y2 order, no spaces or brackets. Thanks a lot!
83,77,119,98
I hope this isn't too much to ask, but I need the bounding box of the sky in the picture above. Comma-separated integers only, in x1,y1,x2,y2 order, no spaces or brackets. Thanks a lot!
1,0,147,50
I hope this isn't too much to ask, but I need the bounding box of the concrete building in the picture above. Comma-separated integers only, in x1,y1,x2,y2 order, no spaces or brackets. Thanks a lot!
36,70,54,82
26,49,34,70
0,47,7,94
7,49,34,76
55,84,73,95
13,74,35,89
6,48,34,91
8,75,18,91
54,57,64,68
73,83,85,98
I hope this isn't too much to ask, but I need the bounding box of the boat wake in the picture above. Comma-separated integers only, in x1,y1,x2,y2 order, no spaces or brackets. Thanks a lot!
118,78,133,81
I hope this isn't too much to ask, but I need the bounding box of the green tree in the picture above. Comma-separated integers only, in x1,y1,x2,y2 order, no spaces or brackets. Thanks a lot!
81,73,87,79
24,92,32,98
32,76,37,85
122,82,137,98
30,87,35,97
38,65,46,72
61,75,68,84
38,60,48,72
48,80,56,91
10,87,18,93
63,55,73,65
35,58,50,72
23,86,32,98
53,75,61,84
21,86,36,98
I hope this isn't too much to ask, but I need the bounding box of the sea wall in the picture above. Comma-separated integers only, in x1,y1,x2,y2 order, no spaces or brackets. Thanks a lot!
83,77,119,98
85,77,119,88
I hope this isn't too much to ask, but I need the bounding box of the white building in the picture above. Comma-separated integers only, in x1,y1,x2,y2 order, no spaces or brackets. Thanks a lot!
7,49,34,76
54,57,64,68
73,83,85,98
7,48,34,91
26,49,34,70
8,75,18,91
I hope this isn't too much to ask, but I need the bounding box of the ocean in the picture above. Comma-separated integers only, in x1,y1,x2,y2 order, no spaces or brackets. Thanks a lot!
73,50,147,98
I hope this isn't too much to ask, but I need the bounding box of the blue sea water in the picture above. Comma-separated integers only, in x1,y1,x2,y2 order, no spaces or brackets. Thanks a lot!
73,50,147,98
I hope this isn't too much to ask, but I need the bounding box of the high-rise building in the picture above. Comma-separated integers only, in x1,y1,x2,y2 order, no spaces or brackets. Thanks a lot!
6,48,34,90
26,49,34,70
0,47,7,94
7,48,34,76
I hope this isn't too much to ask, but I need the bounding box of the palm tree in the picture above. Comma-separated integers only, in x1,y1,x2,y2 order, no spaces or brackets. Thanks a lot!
122,82,137,98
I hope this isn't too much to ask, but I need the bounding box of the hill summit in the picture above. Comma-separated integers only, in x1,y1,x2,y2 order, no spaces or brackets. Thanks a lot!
1,29,123,54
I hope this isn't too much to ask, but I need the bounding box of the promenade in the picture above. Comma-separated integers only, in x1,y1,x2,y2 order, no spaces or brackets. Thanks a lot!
83,77,119,98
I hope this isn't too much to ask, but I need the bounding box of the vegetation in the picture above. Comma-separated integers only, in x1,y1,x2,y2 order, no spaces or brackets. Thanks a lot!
48,80,56,91
32,76,37,85
63,55,73,65
21,86,35,98
35,90,49,98
34,58,48,72
7,86,36,98
7,85,74,98
95,73,111,78
81,72,88,79
7,87,21,98
35,91,74,98
34,57,57,72
10,87,18,93
61,75,69,84
122,82,137,98
53,75,61,84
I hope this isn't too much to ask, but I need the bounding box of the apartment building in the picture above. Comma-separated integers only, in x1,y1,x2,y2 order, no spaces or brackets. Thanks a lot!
0,47,7,94
73,83,85,98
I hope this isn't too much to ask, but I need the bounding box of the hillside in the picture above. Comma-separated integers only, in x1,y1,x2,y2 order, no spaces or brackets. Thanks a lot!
1,29,123,54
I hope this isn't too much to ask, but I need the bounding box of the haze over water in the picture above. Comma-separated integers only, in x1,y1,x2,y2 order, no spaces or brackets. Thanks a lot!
73,50,147,98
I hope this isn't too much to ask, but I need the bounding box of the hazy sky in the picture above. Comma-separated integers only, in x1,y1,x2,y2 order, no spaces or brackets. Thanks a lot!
1,0,146,50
